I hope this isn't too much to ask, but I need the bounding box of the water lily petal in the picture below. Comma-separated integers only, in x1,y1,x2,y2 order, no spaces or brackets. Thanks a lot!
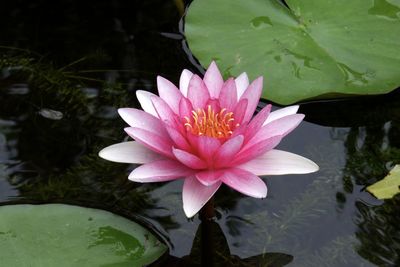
179,69,193,97
233,135,283,164
248,114,304,147
239,76,263,123
179,97,193,119
173,148,208,169
235,72,249,99
218,78,237,111
157,76,183,114
205,98,221,112
125,127,173,158
129,160,193,182
264,105,299,125
136,90,158,117
187,74,211,110
98,61,318,219
231,123,248,139
232,98,248,126
214,135,244,168
118,108,167,136
151,95,179,126
244,104,272,142
195,135,221,160
238,149,319,176
99,141,163,164
195,169,225,186
203,61,223,98
183,176,221,217
164,124,192,151
220,168,267,198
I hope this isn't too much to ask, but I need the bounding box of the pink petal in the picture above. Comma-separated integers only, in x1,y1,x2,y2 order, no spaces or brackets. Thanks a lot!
187,74,210,110
173,148,207,169
151,95,178,126
248,114,304,147
164,124,192,151
235,72,249,98
118,108,167,136
203,61,223,98
99,141,163,164
244,104,272,142
263,105,299,125
238,149,319,176
239,76,263,123
157,76,183,114
230,123,248,139
220,168,267,198
183,175,221,217
214,135,244,168
218,78,237,111
205,98,221,112
193,135,221,161
136,90,158,117
179,97,193,119
195,169,225,186
233,135,283,165
125,127,173,158
232,98,248,126
179,69,193,97
129,159,194,182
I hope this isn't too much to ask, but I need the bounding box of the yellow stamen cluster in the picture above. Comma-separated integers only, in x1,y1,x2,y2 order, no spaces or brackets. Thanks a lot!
184,105,239,138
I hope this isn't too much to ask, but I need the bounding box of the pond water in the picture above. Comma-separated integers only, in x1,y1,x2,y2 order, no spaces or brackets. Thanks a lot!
0,0,399,266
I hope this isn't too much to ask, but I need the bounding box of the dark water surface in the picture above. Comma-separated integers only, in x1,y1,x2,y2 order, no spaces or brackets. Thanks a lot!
0,1,399,266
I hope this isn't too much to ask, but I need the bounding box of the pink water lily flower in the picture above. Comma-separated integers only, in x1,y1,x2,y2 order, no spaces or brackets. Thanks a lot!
99,62,319,217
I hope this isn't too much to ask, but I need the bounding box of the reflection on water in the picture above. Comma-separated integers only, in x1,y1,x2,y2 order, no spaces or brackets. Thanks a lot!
356,196,400,266
0,0,399,266
154,220,294,266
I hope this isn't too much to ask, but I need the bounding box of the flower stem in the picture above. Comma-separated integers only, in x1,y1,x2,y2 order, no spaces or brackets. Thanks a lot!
200,199,215,266
199,197,215,221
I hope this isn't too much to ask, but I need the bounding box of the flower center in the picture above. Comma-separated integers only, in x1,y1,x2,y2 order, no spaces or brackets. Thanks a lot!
184,105,239,138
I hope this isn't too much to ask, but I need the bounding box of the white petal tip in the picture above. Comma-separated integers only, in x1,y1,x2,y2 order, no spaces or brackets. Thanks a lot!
117,108,129,118
309,161,320,173
135,90,145,97
254,189,268,199
183,207,197,218
294,157,320,174
98,148,108,160
98,146,121,162
237,72,248,78
291,105,300,111
183,203,203,218
128,171,143,182
156,75,166,84
127,176,140,182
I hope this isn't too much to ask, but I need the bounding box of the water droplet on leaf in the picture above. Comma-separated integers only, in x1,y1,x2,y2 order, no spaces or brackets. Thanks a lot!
250,16,273,29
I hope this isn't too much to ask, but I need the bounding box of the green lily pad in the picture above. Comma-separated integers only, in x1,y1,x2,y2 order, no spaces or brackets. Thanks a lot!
0,204,167,266
185,0,400,104
367,165,400,199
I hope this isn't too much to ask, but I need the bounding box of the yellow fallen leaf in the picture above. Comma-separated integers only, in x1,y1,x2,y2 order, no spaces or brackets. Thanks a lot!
367,165,400,199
